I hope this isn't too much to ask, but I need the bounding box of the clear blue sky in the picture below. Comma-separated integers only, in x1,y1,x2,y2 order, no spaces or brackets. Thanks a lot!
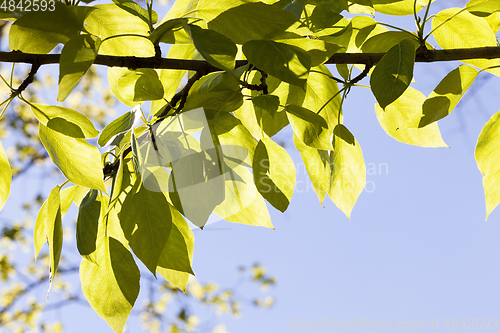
5,0,500,332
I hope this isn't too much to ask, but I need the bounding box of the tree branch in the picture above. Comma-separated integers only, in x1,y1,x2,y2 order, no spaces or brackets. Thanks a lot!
1,47,500,70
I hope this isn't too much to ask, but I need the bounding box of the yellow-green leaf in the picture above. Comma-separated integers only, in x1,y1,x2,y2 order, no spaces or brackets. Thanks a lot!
432,7,500,76
38,124,106,191
253,137,295,212
370,39,415,109
475,110,500,218
0,141,11,211
31,104,99,139
108,68,164,106
329,125,366,219
418,65,478,127
285,104,332,150
374,87,448,147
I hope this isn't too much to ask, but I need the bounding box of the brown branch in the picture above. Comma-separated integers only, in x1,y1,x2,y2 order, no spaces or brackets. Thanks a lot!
2,47,500,70
13,63,40,96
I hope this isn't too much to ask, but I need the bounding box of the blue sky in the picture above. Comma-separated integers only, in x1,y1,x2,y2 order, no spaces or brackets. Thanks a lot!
5,0,500,332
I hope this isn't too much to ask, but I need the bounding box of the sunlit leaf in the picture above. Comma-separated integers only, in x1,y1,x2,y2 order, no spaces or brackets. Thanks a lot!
38,124,106,191
76,190,101,264
108,68,164,106
329,125,365,219
99,106,139,147
375,87,448,147
475,109,500,218
58,34,100,102
370,39,415,109
253,137,295,212
0,141,11,211
31,104,99,139
285,104,332,150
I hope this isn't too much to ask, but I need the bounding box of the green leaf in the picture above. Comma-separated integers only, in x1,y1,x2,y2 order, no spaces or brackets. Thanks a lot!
418,65,478,127
112,0,158,25
285,104,332,150
60,185,79,215
38,124,106,191
348,0,374,15
157,202,195,283
293,135,330,204
108,68,164,106
328,125,365,219
304,5,348,37
149,18,189,44
374,87,448,147
243,40,311,87
80,223,140,333
58,34,100,102
31,104,99,139
372,0,435,15
183,90,243,112
214,163,273,228
432,8,500,76
183,24,237,72
277,37,343,67
370,39,415,109
9,3,93,53
0,141,11,211
466,0,500,16
289,65,342,142
253,138,295,212
206,110,257,164
361,31,425,53
84,3,154,57
151,44,195,117
208,2,305,44
118,184,172,275
76,190,101,264
99,106,138,147
252,95,280,119
475,110,500,219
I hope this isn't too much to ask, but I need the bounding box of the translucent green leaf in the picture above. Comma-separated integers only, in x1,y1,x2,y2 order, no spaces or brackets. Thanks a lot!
157,203,195,282
206,110,257,164
80,217,140,333
277,37,343,67
9,3,93,53
370,39,415,109
108,68,164,107
208,2,305,44
374,87,448,147
253,138,295,212
289,65,342,142
118,184,172,275
38,124,106,191
183,90,243,112
99,107,138,147
475,110,500,218
432,8,500,77
149,18,189,44
84,3,154,57
58,34,100,102
304,5,348,37
466,0,500,16
361,31,427,53
214,164,273,228
252,95,280,119
285,104,332,150
348,0,374,15
243,40,311,87
294,135,330,204
183,24,237,72
0,141,11,211
151,44,195,117
31,104,99,139
372,0,435,16
76,190,101,264
418,65,478,127
60,186,78,215
112,0,157,25
328,125,365,219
